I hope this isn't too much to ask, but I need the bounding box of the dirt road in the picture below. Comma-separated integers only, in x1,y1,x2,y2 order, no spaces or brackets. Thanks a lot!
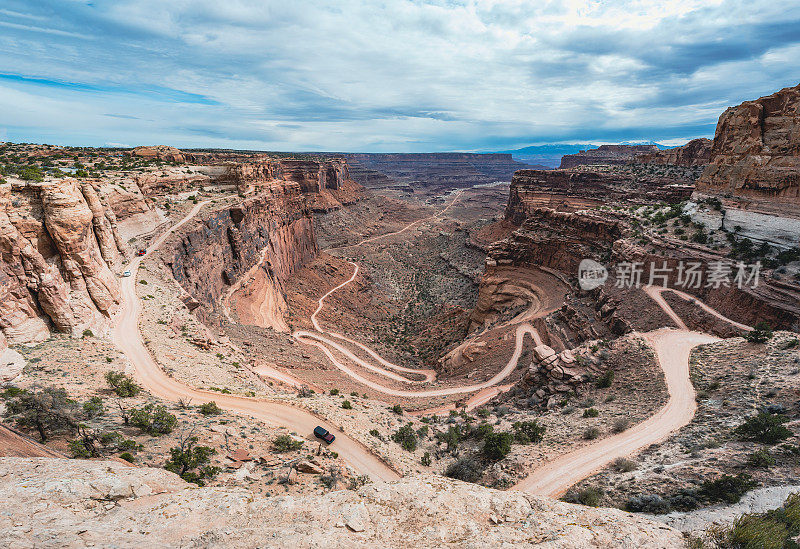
514,328,718,497
112,201,399,482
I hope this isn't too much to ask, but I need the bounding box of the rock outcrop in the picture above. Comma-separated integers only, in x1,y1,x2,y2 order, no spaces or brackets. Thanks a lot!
223,157,362,211
127,145,191,164
637,138,713,167
695,83,800,215
0,179,124,348
488,207,800,331
169,181,317,331
559,145,660,169
505,170,692,223
0,457,686,548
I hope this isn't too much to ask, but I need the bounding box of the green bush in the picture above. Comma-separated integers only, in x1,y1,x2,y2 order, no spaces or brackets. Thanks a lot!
745,322,773,343
329,388,339,395
700,473,757,504
445,456,484,483
198,401,222,416
3,386,78,442
82,396,104,419
625,494,670,514
421,451,432,466
391,404,403,415
119,452,135,463
583,408,599,418
596,370,614,389
104,371,141,398
272,434,303,452
711,493,800,549
164,436,220,486
564,486,603,507
341,400,352,409
392,423,417,452
512,420,546,444
130,403,177,436
584,426,601,440
735,413,792,444
748,448,776,468
482,431,513,461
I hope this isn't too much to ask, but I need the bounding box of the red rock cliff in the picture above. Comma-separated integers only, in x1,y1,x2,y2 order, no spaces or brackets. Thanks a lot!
168,181,318,330
637,138,712,167
0,179,124,347
696,83,800,214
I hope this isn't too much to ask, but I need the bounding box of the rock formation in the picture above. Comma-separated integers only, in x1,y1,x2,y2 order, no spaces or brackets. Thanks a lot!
343,153,532,194
695,83,800,215
0,457,686,548
127,145,191,164
169,181,318,331
223,157,362,211
559,145,659,169
637,138,713,167
0,179,124,349
486,206,800,331
505,170,692,223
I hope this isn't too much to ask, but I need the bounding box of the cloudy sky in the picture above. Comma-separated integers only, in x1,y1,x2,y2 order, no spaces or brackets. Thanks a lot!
1,1,798,152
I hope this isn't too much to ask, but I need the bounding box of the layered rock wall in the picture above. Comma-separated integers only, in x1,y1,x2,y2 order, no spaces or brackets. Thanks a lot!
559,144,659,169
637,138,713,167
489,207,800,330
169,181,318,329
696,83,800,215
505,170,692,223
0,179,124,348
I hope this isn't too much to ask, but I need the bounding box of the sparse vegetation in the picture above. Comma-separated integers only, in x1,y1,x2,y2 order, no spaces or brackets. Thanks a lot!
392,423,418,452
164,435,220,486
198,401,222,416
273,434,303,452
104,371,141,398
3,386,78,442
735,412,792,444
482,431,513,461
130,403,177,436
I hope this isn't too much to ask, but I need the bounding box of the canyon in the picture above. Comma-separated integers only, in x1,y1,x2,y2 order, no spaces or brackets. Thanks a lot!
1,82,800,549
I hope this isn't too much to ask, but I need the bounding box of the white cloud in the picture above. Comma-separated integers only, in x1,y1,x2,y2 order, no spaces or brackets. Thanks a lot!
0,0,797,150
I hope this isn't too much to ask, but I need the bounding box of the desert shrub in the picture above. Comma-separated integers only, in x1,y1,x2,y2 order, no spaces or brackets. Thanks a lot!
583,408,599,418
82,396,104,419
437,425,462,451
476,407,490,418
584,426,601,440
164,436,220,486
3,386,79,442
472,422,494,440
735,413,792,444
391,404,403,415
612,457,637,472
329,388,339,395
512,420,545,444
445,456,484,483
104,371,141,398
392,423,417,452
68,438,94,458
119,452,135,463
421,451,432,466
596,370,614,389
273,434,303,452
130,403,177,436
198,401,222,416
416,425,429,438
612,417,630,433
482,431,513,461
341,400,352,409
564,486,603,507
748,448,776,468
625,494,671,514
700,473,757,504
369,429,380,438
745,322,773,344
711,494,800,549
668,489,700,511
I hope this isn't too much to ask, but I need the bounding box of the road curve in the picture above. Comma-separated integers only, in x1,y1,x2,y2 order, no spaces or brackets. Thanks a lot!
514,328,718,497
290,189,548,402
111,201,399,482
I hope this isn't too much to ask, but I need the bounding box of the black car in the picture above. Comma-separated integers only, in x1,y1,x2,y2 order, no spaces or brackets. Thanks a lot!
313,426,335,443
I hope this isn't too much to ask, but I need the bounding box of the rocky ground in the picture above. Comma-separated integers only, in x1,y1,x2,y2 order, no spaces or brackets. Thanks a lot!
568,332,800,513
0,457,687,548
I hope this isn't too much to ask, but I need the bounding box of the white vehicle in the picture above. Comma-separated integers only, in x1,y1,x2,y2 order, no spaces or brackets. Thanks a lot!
122,270,132,277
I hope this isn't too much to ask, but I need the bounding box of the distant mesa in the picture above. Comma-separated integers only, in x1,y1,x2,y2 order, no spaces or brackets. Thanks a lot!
636,138,713,167
127,145,190,164
559,144,660,169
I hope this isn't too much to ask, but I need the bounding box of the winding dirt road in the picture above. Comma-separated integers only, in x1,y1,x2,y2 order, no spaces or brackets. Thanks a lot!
514,285,750,497
290,189,551,406
112,201,399,482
